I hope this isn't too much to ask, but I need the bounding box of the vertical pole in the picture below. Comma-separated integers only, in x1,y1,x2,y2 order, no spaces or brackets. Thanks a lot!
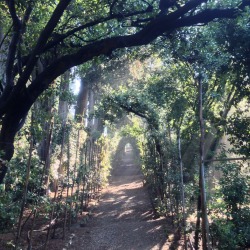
15,114,34,249
177,129,187,250
198,76,210,250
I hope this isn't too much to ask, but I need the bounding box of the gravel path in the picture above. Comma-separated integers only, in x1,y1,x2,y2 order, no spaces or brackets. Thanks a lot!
67,150,170,250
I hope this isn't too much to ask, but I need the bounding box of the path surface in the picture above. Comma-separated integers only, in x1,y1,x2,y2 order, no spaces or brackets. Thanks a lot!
68,150,170,250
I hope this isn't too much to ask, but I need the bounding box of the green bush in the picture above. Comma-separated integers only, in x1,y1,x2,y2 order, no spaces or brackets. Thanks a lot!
210,161,250,249
210,208,250,250
0,192,20,232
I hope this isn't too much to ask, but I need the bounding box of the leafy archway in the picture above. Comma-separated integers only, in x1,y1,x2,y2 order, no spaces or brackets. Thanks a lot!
112,136,140,170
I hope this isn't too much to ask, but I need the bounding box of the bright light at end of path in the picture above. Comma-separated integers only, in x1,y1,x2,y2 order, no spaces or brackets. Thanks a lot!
71,77,80,95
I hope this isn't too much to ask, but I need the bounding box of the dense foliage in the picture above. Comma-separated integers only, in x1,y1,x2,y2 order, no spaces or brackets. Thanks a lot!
94,15,250,249
0,0,249,249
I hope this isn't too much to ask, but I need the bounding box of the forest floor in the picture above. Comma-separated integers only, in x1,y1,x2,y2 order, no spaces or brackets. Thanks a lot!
57,149,183,250
0,149,184,249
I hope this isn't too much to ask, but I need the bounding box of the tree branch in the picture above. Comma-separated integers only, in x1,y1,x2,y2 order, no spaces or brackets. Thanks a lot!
17,3,33,75
10,0,225,80
118,103,149,121
11,5,154,78
5,0,22,87
2,1,250,118
0,24,13,50
6,0,21,28
22,2,33,32
0,0,249,184
15,0,72,90
28,6,242,101
175,9,238,28
42,7,154,53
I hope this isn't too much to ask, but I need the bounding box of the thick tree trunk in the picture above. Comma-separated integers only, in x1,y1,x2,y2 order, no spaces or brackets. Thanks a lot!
57,71,69,179
88,89,95,130
0,91,32,183
58,71,69,122
75,78,89,123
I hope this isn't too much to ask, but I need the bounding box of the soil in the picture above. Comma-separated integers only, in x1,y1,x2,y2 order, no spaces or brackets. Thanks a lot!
0,149,183,250
60,149,182,250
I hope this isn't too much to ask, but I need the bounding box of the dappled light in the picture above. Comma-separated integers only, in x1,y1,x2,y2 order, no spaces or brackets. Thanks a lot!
0,1,249,249
64,147,171,249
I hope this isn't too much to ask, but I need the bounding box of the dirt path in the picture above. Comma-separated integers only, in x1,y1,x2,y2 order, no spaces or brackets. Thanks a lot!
67,149,171,250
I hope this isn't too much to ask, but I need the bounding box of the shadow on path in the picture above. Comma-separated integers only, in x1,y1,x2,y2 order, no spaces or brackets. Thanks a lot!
68,150,171,250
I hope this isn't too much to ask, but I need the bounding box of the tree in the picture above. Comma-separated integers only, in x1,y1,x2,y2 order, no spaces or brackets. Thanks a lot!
0,0,249,185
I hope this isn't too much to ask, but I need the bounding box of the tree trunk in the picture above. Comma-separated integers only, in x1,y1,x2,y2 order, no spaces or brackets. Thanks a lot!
16,115,34,249
198,76,210,250
57,71,69,179
58,72,69,121
44,119,54,195
0,92,32,183
177,129,187,250
75,78,89,124
194,194,201,250
0,25,6,83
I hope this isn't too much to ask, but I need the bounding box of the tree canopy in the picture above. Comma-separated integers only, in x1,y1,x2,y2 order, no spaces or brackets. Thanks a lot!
0,1,249,248
0,0,249,181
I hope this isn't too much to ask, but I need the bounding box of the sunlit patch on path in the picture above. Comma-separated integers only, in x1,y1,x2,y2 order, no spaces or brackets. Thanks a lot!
66,150,172,250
